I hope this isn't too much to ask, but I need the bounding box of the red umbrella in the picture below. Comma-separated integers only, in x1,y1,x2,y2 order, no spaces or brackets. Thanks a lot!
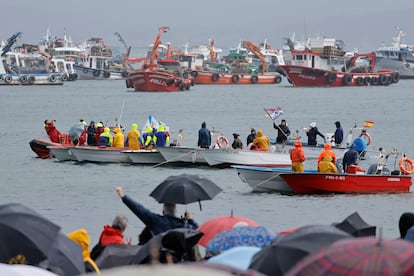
286,237,414,276
197,215,259,247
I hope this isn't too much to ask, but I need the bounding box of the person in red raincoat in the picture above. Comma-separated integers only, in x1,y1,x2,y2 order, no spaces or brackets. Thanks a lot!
44,120,61,143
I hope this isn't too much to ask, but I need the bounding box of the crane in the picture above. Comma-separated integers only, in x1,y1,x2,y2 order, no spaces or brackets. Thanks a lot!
209,38,216,62
147,26,169,69
242,40,266,74
114,32,131,59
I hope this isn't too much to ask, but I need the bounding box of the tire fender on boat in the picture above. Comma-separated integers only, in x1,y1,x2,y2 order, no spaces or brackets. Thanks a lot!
359,131,372,145
356,77,364,86
49,75,57,82
326,72,337,84
179,82,185,91
28,75,36,85
274,75,282,84
371,76,378,85
363,77,370,85
378,74,387,85
166,79,175,86
399,157,414,174
121,71,129,78
251,75,259,84
61,73,69,81
231,75,239,83
4,75,13,83
103,71,110,78
0,75,4,81
211,73,219,82
342,74,352,85
19,75,27,83
215,135,230,149
392,72,400,83
93,70,100,77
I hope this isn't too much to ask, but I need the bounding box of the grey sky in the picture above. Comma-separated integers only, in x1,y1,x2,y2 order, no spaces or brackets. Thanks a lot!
3,0,413,53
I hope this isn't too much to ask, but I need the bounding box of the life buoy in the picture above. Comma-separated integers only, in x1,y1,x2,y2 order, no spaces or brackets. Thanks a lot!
356,77,364,86
166,79,175,86
274,75,282,84
399,157,414,174
19,75,27,83
28,75,36,85
4,75,12,83
49,75,57,82
93,70,100,77
231,75,239,83
211,73,219,82
326,72,337,84
371,76,378,85
215,135,230,149
121,71,129,78
342,74,352,85
392,72,400,83
251,75,259,84
103,71,110,78
359,131,372,145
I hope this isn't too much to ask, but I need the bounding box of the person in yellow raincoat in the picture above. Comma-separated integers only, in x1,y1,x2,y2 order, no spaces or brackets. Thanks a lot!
252,130,270,151
317,143,337,171
113,127,125,148
318,155,338,174
125,123,142,150
67,229,100,274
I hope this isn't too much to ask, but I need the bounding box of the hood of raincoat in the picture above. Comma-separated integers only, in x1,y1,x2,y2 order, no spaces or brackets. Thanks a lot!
103,127,111,134
201,122,206,128
67,228,91,261
96,122,104,128
145,125,152,133
114,127,121,134
294,140,302,147
131,123,138,131
257,130,264,137
335,121,341,127
324,143,332,150
158,124,165,132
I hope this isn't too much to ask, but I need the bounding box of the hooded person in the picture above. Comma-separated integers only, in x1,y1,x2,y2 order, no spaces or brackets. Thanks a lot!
246,128,256,146
290,141,306,172
334,121,344,146
87,121,96,146
154,124,170,147
98,127,113,147
317,143,337,169
125,123,142,150
197,122,211,149
306,122,325,146
44,120,61,143
318,155,338,174
252,130,270,151
67,229,100,274
95,122,105,145
400,212,414,239
113,127,125,148
274,119,291,144
342,143,359,173
231,133,243,149
143,125,155,149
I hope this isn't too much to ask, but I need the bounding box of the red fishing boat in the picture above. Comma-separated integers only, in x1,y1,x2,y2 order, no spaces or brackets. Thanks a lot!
278,37,400,87
279,172,412,194
126,26,193,92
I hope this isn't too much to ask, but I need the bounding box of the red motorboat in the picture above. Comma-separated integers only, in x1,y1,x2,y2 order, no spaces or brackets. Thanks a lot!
279,172,412,194
126,26,193,92
278,46,400,87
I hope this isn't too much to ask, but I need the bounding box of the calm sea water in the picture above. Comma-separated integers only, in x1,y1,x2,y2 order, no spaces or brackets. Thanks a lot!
1,79,413,243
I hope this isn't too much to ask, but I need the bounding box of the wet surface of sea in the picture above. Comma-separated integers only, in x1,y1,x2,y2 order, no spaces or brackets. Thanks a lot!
1,79,413,243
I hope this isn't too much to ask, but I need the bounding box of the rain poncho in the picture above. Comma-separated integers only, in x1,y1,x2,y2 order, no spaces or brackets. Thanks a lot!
252,130,270,151
67,229,100,274
113,128,125,148
69,122,86,145
126,123,141,150
98,127,113,147
290,141,306,172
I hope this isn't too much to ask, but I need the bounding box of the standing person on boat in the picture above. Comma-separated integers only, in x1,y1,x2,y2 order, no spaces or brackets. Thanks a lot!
246,128,256,147
334,121,344,147
306,122,326,146
98,127,113,147
113,127,125,148
342,143,359,173
154,124,170,147
198,121,211,149
318,155,338,174
231,133,243,149
95,122,105,145
274,119,291,144
87,121,96,146
44,119,61,143
143,125,156,150
115,186,199,235
125,123,142,150
317,143,337,171
290,140,306,172
252,130,270,151
69,120,87,146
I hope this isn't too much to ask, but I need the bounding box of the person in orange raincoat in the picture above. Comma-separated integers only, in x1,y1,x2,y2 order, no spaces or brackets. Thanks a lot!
44,120,61,143
317,143,337,171
252,130,270,151
290,141,306,172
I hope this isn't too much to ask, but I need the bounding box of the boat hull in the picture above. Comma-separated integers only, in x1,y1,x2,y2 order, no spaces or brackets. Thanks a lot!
155,146,208,165
128,70,192,92
280,173,412,194
274,143,347,159
29,138,61,159
200,149,291,168
278,65,399,87
194,71,281,85
69,146,131,163
0,73,65,85
47,145,76,161
73,65,127,80
122,150,165,164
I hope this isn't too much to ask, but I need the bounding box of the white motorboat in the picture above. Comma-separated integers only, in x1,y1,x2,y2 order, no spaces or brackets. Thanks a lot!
122,149,165,164
69,146,131,163
155,146,208,166
200,149,291,168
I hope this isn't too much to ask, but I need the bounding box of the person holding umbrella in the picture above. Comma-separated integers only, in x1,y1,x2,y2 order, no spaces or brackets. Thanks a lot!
115,187,198,236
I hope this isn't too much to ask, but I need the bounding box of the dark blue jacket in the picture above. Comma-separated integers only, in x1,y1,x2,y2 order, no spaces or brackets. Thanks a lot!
155,131,168,147
121,195,198,235
197,122,211,148
334,124,344,145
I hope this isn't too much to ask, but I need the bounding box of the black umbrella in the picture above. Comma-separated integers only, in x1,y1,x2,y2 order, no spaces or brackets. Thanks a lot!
94,244,141,269
46,232,85,276
248,224,352,276
332,211,376,237
131,228,204,264
149,174,222,210
0,203,61,264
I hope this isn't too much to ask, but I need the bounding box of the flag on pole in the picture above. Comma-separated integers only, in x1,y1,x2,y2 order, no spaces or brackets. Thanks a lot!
363,120,375,128
264,107,284,121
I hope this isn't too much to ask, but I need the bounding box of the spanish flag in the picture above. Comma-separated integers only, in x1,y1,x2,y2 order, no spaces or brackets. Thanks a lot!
363,120,375,128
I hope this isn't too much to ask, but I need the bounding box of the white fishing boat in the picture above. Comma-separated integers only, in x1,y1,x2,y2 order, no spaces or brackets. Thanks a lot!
121,149,165,164
200,149,291,168
155,146,208,166
69,146,131,163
